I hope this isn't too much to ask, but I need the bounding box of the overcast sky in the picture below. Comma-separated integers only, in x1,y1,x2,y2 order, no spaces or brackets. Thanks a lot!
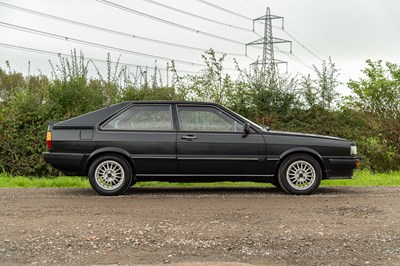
0,0,399,94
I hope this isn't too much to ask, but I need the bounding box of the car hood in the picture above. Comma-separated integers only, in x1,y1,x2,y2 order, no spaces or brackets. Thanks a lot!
263,130,349,142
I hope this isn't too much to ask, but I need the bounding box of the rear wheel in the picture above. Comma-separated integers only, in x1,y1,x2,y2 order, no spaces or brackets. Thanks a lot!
88,155,132,196
278,154,322,195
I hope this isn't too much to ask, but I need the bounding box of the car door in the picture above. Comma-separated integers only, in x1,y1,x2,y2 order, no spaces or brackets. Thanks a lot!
99,104,177,175
176,105,266,176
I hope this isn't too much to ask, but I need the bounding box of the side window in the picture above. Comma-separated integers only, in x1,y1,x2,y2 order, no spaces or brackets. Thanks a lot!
103,105,173,130
177,106,243,132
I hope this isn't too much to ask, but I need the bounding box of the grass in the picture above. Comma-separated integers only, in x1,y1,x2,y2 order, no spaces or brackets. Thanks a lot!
321,169,400,186
0,174,90,188
0,169,399,188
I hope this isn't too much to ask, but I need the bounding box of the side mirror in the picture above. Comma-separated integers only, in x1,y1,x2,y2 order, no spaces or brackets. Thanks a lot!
243,122,251,134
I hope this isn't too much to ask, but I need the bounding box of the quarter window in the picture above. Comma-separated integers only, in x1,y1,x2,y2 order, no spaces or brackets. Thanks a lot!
177,106,242,132
103,105,173,130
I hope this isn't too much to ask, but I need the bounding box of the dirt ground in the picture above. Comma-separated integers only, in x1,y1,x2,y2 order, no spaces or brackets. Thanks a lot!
0,186,399,266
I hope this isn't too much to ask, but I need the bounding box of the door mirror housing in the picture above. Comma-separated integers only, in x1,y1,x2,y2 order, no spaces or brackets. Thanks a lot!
243,122,251,134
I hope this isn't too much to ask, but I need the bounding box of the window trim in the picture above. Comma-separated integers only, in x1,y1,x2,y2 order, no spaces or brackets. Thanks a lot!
175,104,245,133
99,104,176,132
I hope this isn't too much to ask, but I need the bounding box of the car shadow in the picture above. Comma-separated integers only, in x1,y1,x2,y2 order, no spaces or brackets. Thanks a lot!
53,186,363,197
124,186,284,196
122,186,362,196
312,186,363,195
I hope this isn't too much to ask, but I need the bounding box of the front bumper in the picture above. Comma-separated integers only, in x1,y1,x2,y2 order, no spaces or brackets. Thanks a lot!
324,157,361,179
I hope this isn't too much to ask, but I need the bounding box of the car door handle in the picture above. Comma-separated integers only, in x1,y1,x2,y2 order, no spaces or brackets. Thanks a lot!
181,135,197,141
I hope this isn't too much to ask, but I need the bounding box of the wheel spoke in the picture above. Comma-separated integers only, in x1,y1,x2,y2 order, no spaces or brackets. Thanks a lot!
285,160,316,191
95,160,125,191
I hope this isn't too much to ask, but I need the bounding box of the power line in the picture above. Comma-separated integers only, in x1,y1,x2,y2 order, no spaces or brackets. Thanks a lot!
0,42,198,74
192,0,285,31
195,0,324,64
284,23,326,60
194,0,254,21
247,8,291,83
0,1,247,58
234,0,325,61
142,0,253,33
241,0,265,8
117,0,322,72
0,42,312,78
0,21,212,68
282,27,323,62
96,0,246,46
253,27,312,70
0,1,318,74
275,46,313,70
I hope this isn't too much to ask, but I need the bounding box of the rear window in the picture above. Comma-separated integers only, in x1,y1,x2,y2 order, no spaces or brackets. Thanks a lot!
102,105,173,131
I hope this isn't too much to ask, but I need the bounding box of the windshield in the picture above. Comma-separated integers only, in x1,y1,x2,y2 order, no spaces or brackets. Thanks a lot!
229,109,267,132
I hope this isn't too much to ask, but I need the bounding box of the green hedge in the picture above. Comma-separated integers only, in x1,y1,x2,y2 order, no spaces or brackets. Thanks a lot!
0,53,399,175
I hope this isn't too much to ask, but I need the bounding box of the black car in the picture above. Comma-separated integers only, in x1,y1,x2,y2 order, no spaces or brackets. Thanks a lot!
43,101,360,196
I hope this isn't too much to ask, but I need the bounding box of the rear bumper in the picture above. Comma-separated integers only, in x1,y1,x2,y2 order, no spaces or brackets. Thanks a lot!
324,157,361,180
43,152,86,176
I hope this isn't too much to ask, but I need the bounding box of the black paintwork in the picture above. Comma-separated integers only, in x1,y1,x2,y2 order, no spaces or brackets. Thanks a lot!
43,101,359,182
53,102,131,129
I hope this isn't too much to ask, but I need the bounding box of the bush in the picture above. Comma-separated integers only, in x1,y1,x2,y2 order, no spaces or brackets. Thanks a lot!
0,74,54,175
0,52,187,176
0,53,398,175
347,60,400,171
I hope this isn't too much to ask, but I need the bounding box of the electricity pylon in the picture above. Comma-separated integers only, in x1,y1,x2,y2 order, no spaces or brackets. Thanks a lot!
246,7,292,85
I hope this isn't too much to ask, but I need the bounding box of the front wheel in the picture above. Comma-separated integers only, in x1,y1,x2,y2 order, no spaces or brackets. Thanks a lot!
88,155,132,196
278,154,322,195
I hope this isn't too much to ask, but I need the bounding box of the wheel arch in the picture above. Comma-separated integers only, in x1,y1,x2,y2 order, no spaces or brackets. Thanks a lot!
274,148,326,179
85,147,136,177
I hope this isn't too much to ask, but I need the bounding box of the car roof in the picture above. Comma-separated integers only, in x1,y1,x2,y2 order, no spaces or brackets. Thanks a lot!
124,100,218,105
52,101,221,129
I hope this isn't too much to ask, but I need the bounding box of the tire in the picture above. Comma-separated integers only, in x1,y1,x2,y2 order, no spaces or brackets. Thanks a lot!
88,155,132,196
278,154,322,195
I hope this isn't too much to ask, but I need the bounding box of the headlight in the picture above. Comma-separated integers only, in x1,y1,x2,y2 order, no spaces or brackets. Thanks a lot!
350,144,357,156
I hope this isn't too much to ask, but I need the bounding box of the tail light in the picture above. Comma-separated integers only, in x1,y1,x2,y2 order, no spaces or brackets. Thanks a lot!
46,131,53,149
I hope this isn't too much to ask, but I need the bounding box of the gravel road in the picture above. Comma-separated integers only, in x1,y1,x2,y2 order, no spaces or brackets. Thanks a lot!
0,186,399,265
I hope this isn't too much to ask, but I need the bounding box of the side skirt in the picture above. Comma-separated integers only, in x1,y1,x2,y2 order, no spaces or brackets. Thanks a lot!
135,174,274,183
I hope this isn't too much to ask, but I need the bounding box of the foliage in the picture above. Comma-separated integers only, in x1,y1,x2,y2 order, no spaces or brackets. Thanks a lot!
297,58,341,110
0,50,399,175
0,62,25,105
347,60,400,171
312,57,340,110
0,51,178,176
122,86,183,101
226,60,301,127
170,49,234,105
0,73,53,176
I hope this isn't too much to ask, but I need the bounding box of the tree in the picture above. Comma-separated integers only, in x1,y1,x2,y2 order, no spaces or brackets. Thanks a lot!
171,49,233,105
233,61,300,125
300,74,317,108
347,60,400,171
313,57,340,110
348,60,400,118
0,62,25,106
